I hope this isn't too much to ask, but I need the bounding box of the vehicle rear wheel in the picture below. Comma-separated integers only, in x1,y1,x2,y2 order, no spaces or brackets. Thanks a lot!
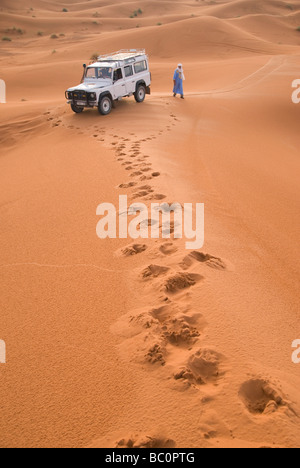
98,96,112,115
71,103,84,114
134,85,146,103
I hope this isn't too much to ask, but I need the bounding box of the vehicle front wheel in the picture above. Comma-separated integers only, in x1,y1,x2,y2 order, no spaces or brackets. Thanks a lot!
98,96,112,115
134,85,146,103
71,103,84,114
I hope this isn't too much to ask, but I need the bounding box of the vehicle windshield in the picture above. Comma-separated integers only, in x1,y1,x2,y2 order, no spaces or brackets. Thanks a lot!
85,67,113,80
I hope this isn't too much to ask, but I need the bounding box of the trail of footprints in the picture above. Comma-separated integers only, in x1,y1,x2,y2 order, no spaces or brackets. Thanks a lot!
105,123,293,428
44,108,294,446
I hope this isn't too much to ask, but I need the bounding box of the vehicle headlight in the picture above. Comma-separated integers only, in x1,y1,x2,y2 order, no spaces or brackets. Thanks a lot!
89,93,96,100
65,91,73,99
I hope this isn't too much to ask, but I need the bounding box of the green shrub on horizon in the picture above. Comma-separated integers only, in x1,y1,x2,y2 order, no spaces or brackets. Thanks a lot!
50,34,58,39
2,36,12,41
5,27,24,34
130,8,143,18
90,53,99,62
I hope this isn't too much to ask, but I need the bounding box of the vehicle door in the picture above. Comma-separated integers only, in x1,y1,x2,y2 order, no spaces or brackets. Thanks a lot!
123,65,136,95
112,68,126,99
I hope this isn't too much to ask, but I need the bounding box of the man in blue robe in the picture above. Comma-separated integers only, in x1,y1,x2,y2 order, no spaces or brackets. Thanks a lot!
173,63,185,99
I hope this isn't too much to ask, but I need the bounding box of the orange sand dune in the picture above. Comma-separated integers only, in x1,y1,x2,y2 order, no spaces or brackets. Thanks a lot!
0,0,300,449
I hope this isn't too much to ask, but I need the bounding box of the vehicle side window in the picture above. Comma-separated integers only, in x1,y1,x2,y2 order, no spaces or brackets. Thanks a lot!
113,68,123,82
134,60,147,74
124,65,133,78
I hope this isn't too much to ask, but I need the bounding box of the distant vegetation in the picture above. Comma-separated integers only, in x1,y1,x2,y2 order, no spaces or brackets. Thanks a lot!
37,31,44,36
5,27,24,35
297,26,300,31
62,8,68,13
90,53,99,62
2,36,12,41
130,8,143,18
50,34,58,39
286,4,294,10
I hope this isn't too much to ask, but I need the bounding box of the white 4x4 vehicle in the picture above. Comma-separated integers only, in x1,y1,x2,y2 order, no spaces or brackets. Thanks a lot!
65,49,151,115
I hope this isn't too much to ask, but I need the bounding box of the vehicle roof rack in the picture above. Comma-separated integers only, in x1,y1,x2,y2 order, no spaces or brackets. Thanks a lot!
97,49,146,63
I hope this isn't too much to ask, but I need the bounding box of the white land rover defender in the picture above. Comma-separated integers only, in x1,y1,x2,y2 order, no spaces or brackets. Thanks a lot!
65,49,151,115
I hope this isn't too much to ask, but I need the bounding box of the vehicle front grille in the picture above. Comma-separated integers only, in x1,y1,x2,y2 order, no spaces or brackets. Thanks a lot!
73,90,88,104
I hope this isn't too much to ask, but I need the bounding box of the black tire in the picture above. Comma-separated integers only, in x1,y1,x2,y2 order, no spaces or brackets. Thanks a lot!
98,95,112,115
71,103,84,114
134,84,146,103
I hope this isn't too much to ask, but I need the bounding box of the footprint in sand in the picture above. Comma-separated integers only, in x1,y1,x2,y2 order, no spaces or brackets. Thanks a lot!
181,251,227,271
118,182,137,189
132,190,152,199
116,435,176,449
239,379,286,415
145,342,166,366
140,175,153,181
150,303,179,323
174,348,225,386
150,193,167,201
141,167,152,173
141,264,170,280
164,272,203,294
159,243,178,256
162,317,200,347
137,184,153,192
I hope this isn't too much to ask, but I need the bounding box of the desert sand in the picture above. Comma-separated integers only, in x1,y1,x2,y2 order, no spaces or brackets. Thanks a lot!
0,0,300,448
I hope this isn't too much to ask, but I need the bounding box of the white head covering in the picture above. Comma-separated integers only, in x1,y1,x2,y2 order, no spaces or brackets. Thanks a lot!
176,63,185,81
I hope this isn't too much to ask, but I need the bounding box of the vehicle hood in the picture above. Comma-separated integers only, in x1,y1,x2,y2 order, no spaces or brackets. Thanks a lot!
68,80,111,92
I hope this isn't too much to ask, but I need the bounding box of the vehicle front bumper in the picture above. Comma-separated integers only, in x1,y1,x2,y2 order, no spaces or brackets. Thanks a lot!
65,90,97,107
66,100,97,108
